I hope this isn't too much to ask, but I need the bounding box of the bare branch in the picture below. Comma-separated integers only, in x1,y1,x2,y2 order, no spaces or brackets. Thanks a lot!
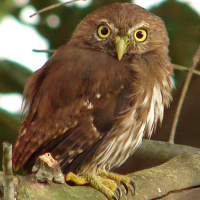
1,150,200,200
3,142,14,200
32,49,56,54
173,64,200,76
31,50,200,78
169,46,200,143
30,0,87,18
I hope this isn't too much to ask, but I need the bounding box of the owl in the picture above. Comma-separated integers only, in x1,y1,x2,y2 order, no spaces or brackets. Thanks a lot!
12,3,173,200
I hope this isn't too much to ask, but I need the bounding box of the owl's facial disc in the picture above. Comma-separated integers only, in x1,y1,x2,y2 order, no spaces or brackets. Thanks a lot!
113,36,130,60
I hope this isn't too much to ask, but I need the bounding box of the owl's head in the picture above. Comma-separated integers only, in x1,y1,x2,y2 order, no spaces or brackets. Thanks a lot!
71,3,169,60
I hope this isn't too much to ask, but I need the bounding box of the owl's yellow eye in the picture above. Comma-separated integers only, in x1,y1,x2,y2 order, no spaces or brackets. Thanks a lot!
134,29,147,42
97,25,111,38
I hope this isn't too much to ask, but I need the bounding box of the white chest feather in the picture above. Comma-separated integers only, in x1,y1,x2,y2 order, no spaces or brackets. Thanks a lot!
93,84,164,170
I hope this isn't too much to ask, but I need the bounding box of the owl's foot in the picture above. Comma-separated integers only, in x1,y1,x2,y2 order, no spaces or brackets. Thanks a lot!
98,170,136,195
65,171,135,200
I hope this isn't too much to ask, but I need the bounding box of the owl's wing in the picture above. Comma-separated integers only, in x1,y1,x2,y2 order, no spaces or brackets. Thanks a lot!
12,44,133,173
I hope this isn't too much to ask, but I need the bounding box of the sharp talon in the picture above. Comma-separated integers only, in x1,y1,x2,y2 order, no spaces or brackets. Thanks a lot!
120,180,129,195
130,180,136,195
116,185,123,199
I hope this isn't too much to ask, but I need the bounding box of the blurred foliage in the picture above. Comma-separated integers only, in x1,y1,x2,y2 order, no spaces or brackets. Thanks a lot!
0,60,32,170
0,0,200,171
150,0,200,82
151,0,200,67
0,60,32,93
0,108,20,143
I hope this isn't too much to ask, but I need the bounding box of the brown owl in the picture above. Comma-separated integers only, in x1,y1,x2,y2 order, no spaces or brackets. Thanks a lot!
12,3,173,200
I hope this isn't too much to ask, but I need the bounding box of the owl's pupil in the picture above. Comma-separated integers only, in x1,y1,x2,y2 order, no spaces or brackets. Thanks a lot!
136,31,144,38
101,27,109,35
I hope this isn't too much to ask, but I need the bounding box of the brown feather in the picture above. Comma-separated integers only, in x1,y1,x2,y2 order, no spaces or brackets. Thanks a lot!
13,3,173,176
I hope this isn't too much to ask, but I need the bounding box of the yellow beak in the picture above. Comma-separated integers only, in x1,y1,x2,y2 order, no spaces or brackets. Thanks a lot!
114,36,130,60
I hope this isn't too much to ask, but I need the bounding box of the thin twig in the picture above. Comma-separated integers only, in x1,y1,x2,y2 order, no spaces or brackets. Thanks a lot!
33,49,56,54
173,64,200,76
169,46,200,144
31,49,200,78
30,51,200,78
3,142,14,200
30,0,86,18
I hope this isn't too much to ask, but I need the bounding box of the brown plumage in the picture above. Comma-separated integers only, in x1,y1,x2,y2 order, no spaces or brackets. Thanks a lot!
13,3,173,199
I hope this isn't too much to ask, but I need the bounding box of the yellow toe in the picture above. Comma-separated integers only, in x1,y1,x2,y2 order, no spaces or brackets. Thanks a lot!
65,172,89,185
65,170,135,200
